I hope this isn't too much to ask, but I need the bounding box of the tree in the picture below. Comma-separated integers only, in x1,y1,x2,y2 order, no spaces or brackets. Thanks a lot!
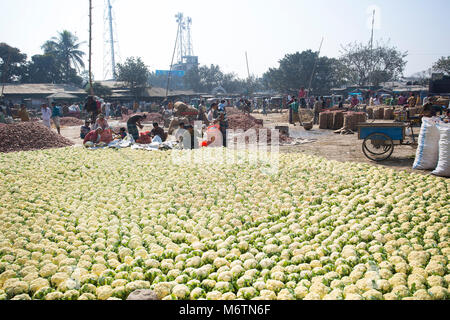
433,56,450,75
0,43,27,83
42,30,85,83
23,54,63,83
116,57,150,99
339,40,407,87
262,50,344,95
85,82,112,99
184,66,202,92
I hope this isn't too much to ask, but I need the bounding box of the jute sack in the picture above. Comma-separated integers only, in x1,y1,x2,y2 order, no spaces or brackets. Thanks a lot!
333,112,344,130
319,113,329,129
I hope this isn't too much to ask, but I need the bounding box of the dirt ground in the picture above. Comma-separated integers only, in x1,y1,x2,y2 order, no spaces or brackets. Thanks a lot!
59,111,423,174
251,110,421,173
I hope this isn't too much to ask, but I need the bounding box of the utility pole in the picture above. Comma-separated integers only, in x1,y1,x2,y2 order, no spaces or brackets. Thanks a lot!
245,52,251,95
89,0,94,96
307,37,324,97
245,52,251,80
369,9,375,90
166,23,180,98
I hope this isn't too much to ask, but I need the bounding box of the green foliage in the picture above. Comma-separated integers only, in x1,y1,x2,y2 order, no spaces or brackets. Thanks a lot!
0,43,27,83
85,82,113,98
116,57,150,99
262,50,344,96
433,56,450,75
41,30,86,84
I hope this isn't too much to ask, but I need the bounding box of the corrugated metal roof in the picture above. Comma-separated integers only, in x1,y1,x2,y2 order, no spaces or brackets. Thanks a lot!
1,83,86,95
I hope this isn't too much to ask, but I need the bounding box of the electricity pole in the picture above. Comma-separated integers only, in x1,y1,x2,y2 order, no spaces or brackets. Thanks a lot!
166,23,180,98
369,9,375,91
307,37,324,97
89,0,94,96
246,52,251,95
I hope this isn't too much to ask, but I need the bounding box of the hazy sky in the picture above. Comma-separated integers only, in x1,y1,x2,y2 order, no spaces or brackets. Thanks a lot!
1,0,449,81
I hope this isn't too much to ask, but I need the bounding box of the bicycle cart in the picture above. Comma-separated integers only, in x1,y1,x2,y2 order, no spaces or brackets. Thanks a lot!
358,122,418,161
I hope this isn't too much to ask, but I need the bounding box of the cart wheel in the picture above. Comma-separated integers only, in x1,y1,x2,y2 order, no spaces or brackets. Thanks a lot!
362,133,394,162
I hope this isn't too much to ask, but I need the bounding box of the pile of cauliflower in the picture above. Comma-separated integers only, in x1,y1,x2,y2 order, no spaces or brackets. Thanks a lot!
0,148,448,300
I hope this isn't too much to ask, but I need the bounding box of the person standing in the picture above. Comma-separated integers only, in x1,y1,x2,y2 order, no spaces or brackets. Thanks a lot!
18,104,30,122
51,102,62,134
41,104,52,129
350,95,359,108
299,87,307,108
218,112,229,148
289,98,300,126
338,97,344,109
105,102,111,119
85,96,98,124
408,93,417,108
127,113,146,141
313,97,322,125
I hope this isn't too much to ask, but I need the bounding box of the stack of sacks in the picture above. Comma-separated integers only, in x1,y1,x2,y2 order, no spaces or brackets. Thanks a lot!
413,118,450,177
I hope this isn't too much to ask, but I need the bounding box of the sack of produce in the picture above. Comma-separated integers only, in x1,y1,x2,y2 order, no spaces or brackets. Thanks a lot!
367,107,374,120
174,102,189,113
327,112,334,129
413,118,441,170
319,113,329,129
432,123,450,177
333,112,344,130
384,108,394,120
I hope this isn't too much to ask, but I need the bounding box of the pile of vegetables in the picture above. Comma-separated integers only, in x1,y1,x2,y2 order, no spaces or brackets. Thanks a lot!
0,122,74,153
0,148,448,300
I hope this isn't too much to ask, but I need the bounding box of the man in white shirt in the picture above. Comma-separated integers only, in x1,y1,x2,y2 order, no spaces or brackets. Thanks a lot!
105,102,111,119
41,104,52,129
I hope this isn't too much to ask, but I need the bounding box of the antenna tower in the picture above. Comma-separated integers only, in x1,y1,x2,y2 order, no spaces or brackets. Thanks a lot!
103,0,121,80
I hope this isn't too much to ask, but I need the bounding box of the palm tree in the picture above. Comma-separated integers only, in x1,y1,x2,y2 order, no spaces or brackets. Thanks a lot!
42,30,85,80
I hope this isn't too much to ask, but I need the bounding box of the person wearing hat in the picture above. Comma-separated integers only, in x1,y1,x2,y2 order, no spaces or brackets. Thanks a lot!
93,114,110,130
127,113,147,141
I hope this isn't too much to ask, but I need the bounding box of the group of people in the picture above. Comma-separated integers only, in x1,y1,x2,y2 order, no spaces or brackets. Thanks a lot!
287,94,344,125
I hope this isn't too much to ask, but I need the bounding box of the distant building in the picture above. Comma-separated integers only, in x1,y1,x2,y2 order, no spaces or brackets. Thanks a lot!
0,83,87,107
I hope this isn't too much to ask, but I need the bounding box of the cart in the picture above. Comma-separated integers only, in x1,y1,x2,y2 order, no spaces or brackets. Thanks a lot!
358,122,418,161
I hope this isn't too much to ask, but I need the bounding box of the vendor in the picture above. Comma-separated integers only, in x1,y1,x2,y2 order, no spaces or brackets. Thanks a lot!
350,95,359,108
150,122,167,142
180,125,198,150
118,127,127,139
127,113,146,141
18,104,30,122
83,127,104,147
94,114,109,130
80,120,91,139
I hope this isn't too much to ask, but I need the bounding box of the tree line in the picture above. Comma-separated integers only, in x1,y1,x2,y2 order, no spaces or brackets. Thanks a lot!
2,30,449,97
